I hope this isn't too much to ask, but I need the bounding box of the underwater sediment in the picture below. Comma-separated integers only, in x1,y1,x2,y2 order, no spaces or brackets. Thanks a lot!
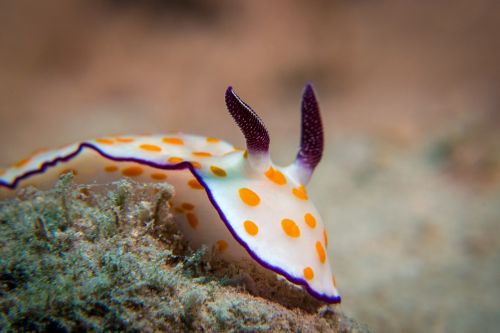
0,174,369,332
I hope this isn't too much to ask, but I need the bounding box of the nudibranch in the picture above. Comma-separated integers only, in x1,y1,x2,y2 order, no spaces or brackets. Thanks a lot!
0,84,340,303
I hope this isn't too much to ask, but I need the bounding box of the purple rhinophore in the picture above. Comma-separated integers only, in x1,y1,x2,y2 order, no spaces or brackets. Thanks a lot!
225,87,270,154
296,83,324,172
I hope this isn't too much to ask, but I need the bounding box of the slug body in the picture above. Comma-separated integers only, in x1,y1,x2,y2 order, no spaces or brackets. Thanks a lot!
0,84,341,304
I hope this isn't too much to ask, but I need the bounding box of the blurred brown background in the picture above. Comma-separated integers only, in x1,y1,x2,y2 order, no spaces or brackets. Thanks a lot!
0,1,499,332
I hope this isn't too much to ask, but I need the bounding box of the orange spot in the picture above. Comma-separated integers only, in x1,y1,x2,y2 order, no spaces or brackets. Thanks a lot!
210,165,227,177
190,161,202,169
140,144,162,152
304,213,316,229
323,228,329,247
168,157,184,164
243,150,248,159
31,147,48,156
207,137,220,143
174,207,184,214
244,220,259,236
15,158,31,168
188,179,204,190
186,213,198,229
122,166,144,177
181,203,195,210
162,137,184,145
332,276,337,288
316,241,326,264
105,165,118,172
150,173,167,180
116,137,134,143
0,168,5,176
96,138,114,145
264,166,287,185
238,188,260,207
304,267,314,281
292,185,308,200
192,151,212,157
281,218,301,238
79,188,90,196
59,168,77,176
216,240,228,252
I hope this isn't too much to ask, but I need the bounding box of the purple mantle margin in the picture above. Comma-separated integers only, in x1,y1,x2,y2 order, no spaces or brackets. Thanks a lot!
0,142,341,304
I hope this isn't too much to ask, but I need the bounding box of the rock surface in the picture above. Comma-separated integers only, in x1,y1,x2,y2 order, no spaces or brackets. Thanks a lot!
0,175,369,333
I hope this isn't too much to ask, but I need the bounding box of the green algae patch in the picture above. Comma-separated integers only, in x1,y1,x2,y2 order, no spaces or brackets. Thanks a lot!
0,174,368,332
